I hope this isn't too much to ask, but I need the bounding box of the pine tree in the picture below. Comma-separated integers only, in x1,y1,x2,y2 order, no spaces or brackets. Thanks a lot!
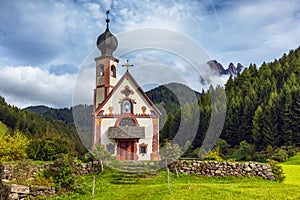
262,91,280,147
252,106,264,149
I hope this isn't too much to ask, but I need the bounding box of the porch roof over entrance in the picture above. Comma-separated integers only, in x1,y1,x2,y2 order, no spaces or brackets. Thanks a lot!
107,126,145,139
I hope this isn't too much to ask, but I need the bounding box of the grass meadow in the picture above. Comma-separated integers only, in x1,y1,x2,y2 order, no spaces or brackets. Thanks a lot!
50,153,300,200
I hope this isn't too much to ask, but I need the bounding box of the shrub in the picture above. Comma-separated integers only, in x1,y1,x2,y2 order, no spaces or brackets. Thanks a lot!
89,144,112,172
267,159,285,182
231,140,254,161
271,148,288,162
202,147,223,161
160,140,182,167
34,170,54,187
45,154,82,193
216,139,230,156
0,130,30,162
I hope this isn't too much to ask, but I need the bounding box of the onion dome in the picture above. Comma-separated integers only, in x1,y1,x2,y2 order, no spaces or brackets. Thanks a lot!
97,10,118,57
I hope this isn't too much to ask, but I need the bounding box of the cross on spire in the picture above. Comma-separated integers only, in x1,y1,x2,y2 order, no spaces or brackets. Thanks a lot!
122,60,134,71
105,10,110,28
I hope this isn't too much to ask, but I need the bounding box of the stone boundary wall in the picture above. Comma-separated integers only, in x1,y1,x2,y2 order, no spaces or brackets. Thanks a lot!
1,184,55,200
170,160,275,180
1,161,100,200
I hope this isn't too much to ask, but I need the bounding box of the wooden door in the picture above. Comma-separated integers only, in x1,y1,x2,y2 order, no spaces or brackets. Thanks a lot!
118,140,134,160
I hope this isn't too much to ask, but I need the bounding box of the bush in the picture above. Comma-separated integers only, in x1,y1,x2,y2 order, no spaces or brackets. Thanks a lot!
216,139,230,156
271,148,288,162
231,140,254,161
202,147,223,161
0,130,30,162
34,170,54,187
44,154,82,193
267,159,285,182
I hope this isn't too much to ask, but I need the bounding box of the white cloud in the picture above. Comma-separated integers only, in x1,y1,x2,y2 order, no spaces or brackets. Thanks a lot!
0,66,76,108
1,0,300,107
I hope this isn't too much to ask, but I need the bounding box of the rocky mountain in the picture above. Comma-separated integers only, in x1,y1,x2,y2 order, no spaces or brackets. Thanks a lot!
207,60,244,76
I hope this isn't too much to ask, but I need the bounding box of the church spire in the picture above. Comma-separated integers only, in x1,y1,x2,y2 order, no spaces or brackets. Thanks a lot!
105,10,110,30
96,10,118,57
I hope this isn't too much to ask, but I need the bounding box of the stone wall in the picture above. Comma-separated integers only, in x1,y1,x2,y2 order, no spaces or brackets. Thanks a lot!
1,183,55,200
1,161,101,200
171,160,275,180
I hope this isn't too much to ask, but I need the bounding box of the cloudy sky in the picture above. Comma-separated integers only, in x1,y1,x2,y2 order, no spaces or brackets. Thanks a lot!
0,0,300,108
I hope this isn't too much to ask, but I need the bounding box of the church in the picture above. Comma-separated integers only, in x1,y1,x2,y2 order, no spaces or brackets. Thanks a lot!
92,12,161,161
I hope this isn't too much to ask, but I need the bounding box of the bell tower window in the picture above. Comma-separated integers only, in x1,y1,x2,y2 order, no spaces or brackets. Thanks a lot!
99,64,104,76
111,65,116,78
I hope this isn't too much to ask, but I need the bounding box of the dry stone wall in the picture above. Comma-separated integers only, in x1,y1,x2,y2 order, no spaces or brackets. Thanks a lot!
171,160,275,180
1,161,100,200
1,184,55,200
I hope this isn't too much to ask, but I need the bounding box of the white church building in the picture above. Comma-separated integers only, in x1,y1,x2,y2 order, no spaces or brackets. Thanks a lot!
92,12,160,161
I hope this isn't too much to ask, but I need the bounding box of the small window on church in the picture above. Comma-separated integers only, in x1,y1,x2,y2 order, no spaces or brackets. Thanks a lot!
111,65,116,78
122,100,132,113
107,143,115,154
99,64,104,76
139,143,147,154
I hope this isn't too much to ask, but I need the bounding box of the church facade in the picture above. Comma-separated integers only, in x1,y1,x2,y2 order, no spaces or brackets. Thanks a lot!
92,12,160,161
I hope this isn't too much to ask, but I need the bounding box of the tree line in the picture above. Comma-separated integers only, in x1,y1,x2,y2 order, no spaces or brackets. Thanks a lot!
160,46,300,160
0,98,87,161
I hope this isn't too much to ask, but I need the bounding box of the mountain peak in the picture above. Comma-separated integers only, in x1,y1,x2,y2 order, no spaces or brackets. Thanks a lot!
207,60,244,76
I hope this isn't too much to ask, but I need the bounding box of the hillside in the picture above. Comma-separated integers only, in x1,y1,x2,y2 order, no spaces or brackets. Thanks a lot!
24,105,74,125
146,82,201,114
0,96,87,161
0,120,8,136
221,46,300,148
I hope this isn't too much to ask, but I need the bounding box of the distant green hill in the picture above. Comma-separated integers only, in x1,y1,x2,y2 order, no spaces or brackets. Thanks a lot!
24,105,74,125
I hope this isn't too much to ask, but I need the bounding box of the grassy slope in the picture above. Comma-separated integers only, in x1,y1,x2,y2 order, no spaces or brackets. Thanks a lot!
0,120,8,136
281,153,300,187
51,153,300,200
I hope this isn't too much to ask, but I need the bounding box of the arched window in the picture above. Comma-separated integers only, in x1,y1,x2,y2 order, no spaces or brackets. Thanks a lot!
119,117,136,126
111,65,116,78
99,64,104,76
122,100,132,113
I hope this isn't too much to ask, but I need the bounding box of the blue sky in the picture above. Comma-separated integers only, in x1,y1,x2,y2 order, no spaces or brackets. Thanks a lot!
0,0,300,108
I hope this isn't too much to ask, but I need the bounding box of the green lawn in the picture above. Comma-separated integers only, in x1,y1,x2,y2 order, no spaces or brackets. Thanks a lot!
50,153,300,200
281,153,300,187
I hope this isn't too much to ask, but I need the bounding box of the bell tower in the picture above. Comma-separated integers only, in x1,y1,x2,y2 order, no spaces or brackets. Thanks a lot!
94,10,119,109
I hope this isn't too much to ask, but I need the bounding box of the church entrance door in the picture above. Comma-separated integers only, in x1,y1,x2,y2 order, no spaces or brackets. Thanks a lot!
117,140,135,160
